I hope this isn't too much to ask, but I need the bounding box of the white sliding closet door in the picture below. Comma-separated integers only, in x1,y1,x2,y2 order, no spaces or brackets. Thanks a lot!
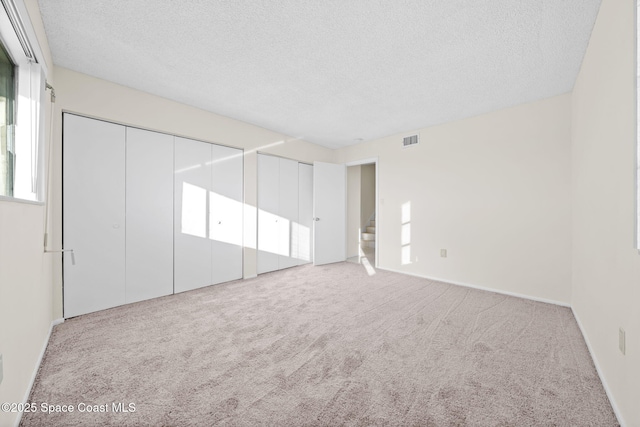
174,137,212,293
63,114,126,317
126,128,174,303
257,154,280,274
64,115,244,315
298,163,313,265
210,144,243,284
257,154,311,273
278,157,299,269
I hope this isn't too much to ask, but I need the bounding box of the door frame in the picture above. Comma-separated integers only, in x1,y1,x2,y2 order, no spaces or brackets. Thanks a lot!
345,157,379,268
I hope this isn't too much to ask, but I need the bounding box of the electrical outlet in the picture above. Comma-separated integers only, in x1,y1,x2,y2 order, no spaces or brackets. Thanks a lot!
0,354,3,385
619,328,626,355
440,249,447,258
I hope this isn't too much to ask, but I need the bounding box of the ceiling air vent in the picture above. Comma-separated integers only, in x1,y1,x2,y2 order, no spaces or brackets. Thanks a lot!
402,134,419,148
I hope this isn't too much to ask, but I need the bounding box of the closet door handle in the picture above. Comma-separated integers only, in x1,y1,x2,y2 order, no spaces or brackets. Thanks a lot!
44,248,76,265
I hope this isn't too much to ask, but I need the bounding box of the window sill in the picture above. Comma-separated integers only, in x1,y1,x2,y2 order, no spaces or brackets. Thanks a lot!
0,195,45,206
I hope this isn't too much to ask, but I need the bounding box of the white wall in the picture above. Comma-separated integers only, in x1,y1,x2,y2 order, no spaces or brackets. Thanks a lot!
571,0,640,424
336,94,573,305
0,2,55,427
347,165,361,257
0,201,54,427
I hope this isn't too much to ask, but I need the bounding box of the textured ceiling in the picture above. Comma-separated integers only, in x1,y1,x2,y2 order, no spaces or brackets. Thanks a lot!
38,0,602,149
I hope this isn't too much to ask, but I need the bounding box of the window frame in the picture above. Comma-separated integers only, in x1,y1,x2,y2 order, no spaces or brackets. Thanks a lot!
0,39,16,198
0,0,48,204
636,0,640,250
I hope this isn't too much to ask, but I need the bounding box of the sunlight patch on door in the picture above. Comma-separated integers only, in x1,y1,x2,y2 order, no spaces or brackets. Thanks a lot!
181,182,207,238
180,180,312,260
209,191,243,246
292,222,311,261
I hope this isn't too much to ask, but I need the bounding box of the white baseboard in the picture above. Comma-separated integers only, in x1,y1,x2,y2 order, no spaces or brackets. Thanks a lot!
377,266,571,308
15,318,64,427
571,308,625,427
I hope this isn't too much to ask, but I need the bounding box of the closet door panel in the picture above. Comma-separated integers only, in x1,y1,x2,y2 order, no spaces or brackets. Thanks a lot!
278,157,299,269
126,128,174,303
174,137,212,292
210,144,243,284
298,163,314,265
257,154,280,274
63,114,126,317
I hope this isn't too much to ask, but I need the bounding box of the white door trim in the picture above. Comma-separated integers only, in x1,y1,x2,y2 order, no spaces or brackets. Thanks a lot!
345,157,378,167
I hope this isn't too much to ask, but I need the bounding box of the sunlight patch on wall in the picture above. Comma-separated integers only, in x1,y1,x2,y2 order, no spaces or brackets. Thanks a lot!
401,201,411,265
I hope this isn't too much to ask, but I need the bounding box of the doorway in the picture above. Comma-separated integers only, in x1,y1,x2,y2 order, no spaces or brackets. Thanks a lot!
346,161,377,269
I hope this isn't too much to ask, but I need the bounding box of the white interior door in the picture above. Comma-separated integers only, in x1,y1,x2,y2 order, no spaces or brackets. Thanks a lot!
63,114,126,317
313,161,346,265
125,128,174,303
174,137,212,293
278,157,299,269
210,144,243,284
257,154,280,274
297,163,313,265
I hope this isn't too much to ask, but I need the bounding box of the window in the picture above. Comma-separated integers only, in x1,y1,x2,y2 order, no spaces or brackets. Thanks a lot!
637,0,640,249
0,41,15,196
0,0,47,202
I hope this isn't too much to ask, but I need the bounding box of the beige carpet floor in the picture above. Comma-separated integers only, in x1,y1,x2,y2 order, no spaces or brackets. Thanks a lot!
22,262,617,426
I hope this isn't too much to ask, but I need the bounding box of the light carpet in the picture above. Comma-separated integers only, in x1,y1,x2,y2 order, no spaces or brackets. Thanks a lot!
22,262,617,426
